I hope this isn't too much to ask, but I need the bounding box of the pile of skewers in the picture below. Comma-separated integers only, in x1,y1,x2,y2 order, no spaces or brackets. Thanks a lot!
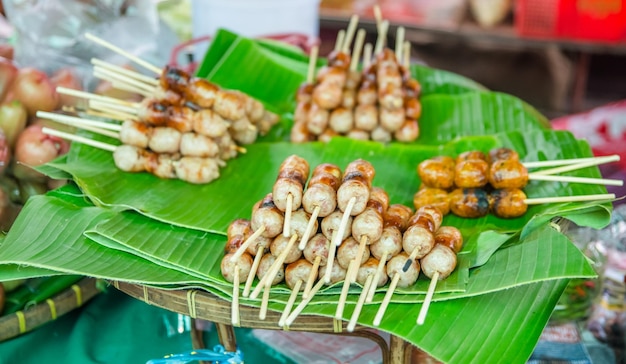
219,153,617,329
36,34,279,184
291,14,422,144
414,148,621,218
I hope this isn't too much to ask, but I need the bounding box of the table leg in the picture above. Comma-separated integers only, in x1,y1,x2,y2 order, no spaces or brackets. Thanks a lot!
390,334,410,363
215,322,238,352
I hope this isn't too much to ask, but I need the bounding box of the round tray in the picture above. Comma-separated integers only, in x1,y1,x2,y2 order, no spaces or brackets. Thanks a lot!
112,281,413,363
0,277,101,342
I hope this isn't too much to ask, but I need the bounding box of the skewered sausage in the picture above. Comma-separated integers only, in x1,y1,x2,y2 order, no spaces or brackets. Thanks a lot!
303,233,330,267
420,244,457,280
192,109,229,138
488,147,519,163
413,187,450,215
285,259,313,290
173,156,221,184
488,158,529,189
251,193,285,238
337,159,375,216
356,257,388,287
213,90,247,121
160,65,190,94
449,188,490,218
270,234,302,265
394,119,419,142
354,104,378,131
321,210,353,242
180,132,219,157
386,252,419,288
225,219,252,254
328,107,354,133
257,254,285,286
337,236,370,269
454,158,489,188
402,216,435,259
302,163,342,218
183,78,219,109
418,156,455,190
148,127,181,154
221,252,253,283
383,204,414,232
489,188,528,218
434,226,464,253
318,258,347,285
272,155,310,212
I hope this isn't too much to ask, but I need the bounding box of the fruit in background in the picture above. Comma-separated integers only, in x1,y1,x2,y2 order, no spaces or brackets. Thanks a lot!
0,185,19,231
11,67,59,116
0,44,14,61
0,100,27,148
12,124,69,182
50,68,84,108
0,57,17,102
0,130,10,176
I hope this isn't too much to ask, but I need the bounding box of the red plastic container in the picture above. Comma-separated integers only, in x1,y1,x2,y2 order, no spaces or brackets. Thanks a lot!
516,0,626,42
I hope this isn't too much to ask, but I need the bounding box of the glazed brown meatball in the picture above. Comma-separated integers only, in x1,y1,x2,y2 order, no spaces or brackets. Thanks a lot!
417,156,455,190
489,188,528,218
488,159,529,189
413,187,450,216
454,159,489,188
449,188,490,218
434,226,464,253
488,147,519,164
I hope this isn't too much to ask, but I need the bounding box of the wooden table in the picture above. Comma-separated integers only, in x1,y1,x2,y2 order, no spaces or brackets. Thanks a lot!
113,281,418,363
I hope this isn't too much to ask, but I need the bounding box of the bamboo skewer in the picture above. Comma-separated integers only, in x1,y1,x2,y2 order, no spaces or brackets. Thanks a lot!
231,266,241,326
342,15,360,53
335,259,358,320
303,256,321,298
362,43,373,69
324,234,338,283
37,111,120,139
56,87,139,107
306,46,319,85
250,234,298,299
285,278,326,327
395,26,405,61
283,194,293,237
93,67,156,94
37,111,122,132
85,33,162,75
91,58,159,86
259,284,270,320
417,272,439,325
403,41,411,69
530,155,620,176
62,105,128,122
348,274,373,332
278,279,302,327
528,173,623,186
349,29,366,72
230,227,266,263
298,206,319,250
88,101,136,121
524,193,616,205
334,30,346,53
523,156,621,168
374,20,389,55
350,235,369,283
366,252,387,302
242,246,264,297
373,273,401,327
109,79,153,97
42,127,117,152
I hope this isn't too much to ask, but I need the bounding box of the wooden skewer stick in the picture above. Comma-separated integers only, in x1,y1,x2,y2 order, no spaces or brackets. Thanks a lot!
230,227,266,263
306,45,319,84
85,33,162,75
528,173,623,186
403,41,411,69
56,87,139,107
417,271,439,325
36,111,120,139
259,284,271,320
250,233,298,299
334,30,346,53
285,278,326,327
303,255,321,298
523,156,621,168
91,58,159,86
37,111,122,132
335,259,358,320
242,246,264,297
349,29,366,72
374,20,389,55
348,274,373,332
109,79,153,98
94,67,156,94
42,127,117,152
332,197,356,248
63,105,127,122
342,15,360,53
373,273,401,327
324,234,338,283
403,249,420,272
350,235,369,283
366,251,387,303
88,101,136,121
283,194,293,237
362,43,373,69
88,98,139,115
373,4,383,31
524,193,616,205
231,266,241,326
298,206,320,250
530,155,620,176
395,26,405,61
278,279,303,327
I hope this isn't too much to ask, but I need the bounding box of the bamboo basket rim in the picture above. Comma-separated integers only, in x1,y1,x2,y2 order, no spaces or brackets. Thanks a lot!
0,277,102,342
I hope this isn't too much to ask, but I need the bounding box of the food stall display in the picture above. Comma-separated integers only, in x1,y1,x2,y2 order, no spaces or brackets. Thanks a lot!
0,15,618,363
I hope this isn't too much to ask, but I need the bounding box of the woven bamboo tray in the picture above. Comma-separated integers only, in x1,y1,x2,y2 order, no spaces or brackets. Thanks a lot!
113,281,414,363
0,277,101,342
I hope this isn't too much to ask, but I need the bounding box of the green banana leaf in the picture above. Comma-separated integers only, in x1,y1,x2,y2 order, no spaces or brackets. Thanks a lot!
40,130,611,241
